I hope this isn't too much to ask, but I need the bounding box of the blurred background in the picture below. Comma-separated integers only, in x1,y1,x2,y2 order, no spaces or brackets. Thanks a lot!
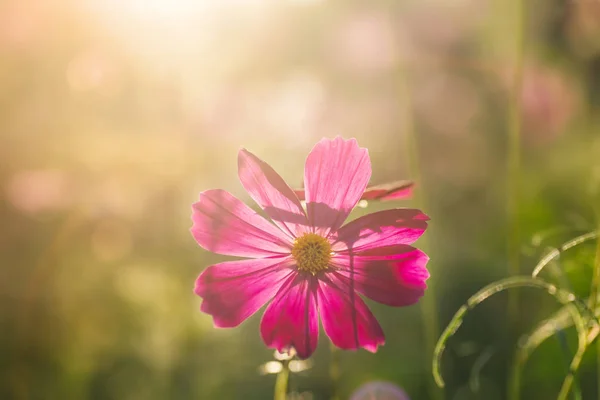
2,0,600,399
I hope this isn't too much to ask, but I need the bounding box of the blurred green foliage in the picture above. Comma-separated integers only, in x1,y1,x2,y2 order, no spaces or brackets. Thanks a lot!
1,0,600,399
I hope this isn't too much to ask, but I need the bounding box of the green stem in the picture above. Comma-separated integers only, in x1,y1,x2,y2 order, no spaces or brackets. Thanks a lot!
329,343,340,400
596,333,600,400
400,68,442,400
557,361,584,400
556,339,587,400
274,359,290,400
433,276,579,388
508,352,523,400
556,268,594,400
506,0,526,398
590,222,600,399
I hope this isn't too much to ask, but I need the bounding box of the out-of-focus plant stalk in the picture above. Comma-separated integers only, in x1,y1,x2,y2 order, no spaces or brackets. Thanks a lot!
399,69,443,400
590,219,600,400
274,359,290,400
508,353,523,400
329,343,340,400
506,0,525,323
557,343,586,400
506,0,526,400
506,0,526,398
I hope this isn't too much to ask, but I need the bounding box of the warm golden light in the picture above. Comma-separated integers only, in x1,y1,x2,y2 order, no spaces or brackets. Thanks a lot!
4,0,592,398
77,0,272,64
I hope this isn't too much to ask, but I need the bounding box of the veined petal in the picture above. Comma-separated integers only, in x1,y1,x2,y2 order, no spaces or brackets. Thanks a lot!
238,149,309,238
191,189,291,257
331,209,429,253
293,180,413,202
304,137,371,237
292,188,306,201
317,274,385,352
260,275,318,359
195,257,295,328
331,245,429,307
360,180,414,201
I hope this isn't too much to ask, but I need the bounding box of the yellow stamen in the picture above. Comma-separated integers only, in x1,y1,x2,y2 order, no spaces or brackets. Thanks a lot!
291,233,332,275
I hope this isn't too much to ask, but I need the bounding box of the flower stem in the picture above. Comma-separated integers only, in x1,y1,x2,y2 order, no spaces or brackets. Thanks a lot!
597,331,600,400
508,353,523,400
399,67,443,400
329,343,340,400
590,221,600,399
506,0,526,397
274,359,290,400
556,342,587,400
556,222,600,400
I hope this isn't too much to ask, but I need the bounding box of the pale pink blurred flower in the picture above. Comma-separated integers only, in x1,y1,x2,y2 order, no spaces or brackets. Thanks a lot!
328,11,400,75
5,169,73,214
519,66,577,144
350,381,410,400
191,137,429,358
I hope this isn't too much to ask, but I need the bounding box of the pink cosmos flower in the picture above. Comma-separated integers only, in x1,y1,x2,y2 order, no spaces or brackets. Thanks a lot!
191,137,430,359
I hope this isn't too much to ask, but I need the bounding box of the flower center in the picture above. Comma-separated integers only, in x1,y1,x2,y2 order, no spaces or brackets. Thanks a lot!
291,233,332,275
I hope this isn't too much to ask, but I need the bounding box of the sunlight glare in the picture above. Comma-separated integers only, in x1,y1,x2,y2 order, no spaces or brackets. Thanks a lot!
80,0,272,61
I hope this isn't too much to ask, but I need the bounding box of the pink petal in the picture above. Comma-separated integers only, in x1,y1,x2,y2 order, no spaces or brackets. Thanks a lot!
293,180,413,202
195,257,295,327
191,189,292,257
304,137,371,236
331,245,429,307
360,180,414,201
331,209,429,253
317,273,385,352
238,149,309,238
292,189,306,201
260,275,318,359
